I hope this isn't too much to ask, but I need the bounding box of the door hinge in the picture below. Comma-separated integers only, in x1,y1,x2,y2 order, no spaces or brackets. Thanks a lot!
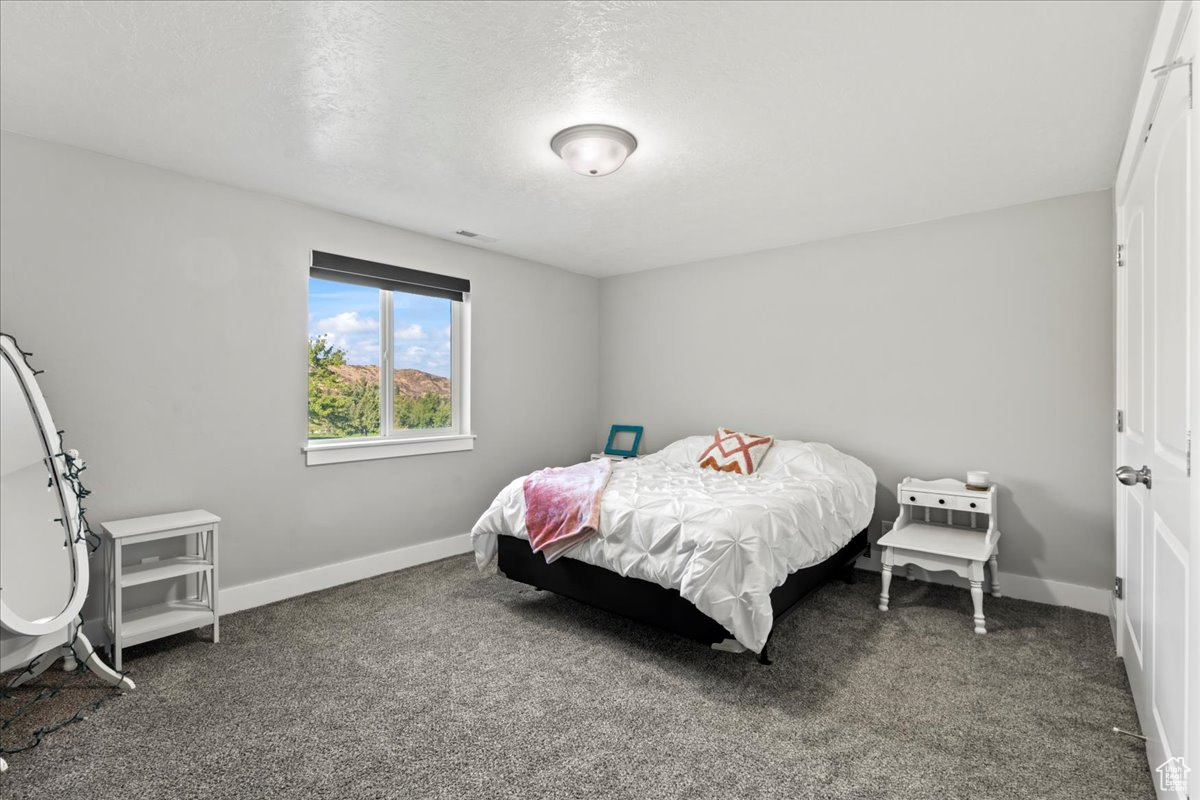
1114,576,1124,600
1116,244,1126,267
1116,409,1124,433
1187,429,1192,476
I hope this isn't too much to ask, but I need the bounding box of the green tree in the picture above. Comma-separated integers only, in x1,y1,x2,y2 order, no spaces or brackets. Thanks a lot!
308,336,354,437
345,377,381,437
395,391,451,429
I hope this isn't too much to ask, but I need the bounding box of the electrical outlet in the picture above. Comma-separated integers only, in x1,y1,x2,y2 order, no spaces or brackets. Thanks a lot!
881,519,894,534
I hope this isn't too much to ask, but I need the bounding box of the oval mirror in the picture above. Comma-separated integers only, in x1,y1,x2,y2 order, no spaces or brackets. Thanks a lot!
0,335,88,636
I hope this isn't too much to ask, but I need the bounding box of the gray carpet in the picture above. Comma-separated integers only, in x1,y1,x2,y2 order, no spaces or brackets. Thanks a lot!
0,555,1152,799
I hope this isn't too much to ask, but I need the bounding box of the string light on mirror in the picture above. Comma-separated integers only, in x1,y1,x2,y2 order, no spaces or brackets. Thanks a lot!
0,336,126,766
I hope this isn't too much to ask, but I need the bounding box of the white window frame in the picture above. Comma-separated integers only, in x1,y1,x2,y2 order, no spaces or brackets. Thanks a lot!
304,287,472,467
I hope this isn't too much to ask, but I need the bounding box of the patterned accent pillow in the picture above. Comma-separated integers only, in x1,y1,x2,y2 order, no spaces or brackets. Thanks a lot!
697,428,774,475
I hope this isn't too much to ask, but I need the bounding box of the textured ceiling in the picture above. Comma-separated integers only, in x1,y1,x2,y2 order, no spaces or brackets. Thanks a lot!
0,1,1158,277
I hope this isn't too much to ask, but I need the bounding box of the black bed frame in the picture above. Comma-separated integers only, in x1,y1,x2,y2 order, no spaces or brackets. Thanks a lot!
497,529,869,664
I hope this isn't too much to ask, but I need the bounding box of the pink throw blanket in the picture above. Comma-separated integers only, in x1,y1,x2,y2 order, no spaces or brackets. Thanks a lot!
523,459,613,562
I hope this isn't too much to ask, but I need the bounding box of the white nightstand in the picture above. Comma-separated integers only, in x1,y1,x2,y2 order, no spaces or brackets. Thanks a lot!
877,478,1000,634
100,510,220,670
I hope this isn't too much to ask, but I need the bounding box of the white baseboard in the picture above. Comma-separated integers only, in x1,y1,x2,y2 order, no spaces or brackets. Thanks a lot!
72,536,1106,654
855,556,1112,615
221,533,473,614
78,533,474,647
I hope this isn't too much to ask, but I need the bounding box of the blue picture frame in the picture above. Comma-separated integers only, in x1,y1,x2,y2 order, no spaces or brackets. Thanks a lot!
604,424,644,458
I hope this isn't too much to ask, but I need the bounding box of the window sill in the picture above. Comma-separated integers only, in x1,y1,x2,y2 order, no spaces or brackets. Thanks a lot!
303,433,475,466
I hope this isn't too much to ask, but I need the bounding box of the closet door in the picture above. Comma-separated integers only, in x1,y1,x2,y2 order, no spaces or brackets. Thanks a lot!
1114,3,1196,797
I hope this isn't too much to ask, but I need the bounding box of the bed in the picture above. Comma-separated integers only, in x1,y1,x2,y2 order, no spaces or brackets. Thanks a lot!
471,435,876,662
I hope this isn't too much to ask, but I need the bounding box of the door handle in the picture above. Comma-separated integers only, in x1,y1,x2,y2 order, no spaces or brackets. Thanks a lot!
1116,465,1152,489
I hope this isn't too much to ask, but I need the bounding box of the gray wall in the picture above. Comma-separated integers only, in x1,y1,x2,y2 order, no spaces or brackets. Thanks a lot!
0,130,1115,601
0,133,600,598
599,191,1114,590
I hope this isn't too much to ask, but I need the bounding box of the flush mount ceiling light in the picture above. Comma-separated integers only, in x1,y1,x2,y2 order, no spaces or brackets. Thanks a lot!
550,124,638,177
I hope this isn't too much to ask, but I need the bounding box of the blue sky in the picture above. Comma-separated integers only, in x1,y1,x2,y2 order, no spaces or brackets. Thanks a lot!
308,277,452,377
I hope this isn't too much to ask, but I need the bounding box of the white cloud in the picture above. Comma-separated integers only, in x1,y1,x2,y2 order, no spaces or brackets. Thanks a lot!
313,332,377,366
394,323,426,340
314,311,378,334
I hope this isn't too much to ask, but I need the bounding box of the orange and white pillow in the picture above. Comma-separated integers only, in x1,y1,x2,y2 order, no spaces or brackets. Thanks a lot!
697,428,774,475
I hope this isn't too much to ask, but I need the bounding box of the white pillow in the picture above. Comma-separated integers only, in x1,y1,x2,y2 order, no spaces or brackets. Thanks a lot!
651,433,796,475
644,435,713,466
755,439,835,478
649,435,845,480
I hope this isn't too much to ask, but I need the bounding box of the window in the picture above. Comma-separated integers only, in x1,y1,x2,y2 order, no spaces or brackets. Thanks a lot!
304,251,472,465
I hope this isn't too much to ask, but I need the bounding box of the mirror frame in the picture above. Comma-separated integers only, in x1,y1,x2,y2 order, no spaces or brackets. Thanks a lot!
0,334,89,636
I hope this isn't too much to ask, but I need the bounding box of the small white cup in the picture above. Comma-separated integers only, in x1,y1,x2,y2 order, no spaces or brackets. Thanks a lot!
967,470,990,487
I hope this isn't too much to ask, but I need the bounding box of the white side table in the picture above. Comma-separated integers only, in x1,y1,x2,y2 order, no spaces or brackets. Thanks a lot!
877,478,1000,633
589,453,639,461
100,510,220,670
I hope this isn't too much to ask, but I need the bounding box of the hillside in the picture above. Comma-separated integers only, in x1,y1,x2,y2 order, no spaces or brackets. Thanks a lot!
329,364,450,398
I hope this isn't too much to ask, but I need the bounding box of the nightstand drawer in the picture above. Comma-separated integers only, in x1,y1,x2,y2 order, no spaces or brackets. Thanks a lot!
902,490,990,514
901,490,948,509
956,494,990,513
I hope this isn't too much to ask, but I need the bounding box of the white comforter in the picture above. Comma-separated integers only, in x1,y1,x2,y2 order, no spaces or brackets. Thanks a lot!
471,436,876,652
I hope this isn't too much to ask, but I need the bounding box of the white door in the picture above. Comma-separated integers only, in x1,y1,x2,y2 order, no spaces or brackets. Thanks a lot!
1114,3,1197,797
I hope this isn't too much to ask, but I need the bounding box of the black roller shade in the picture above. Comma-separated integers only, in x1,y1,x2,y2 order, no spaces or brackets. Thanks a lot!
310,251,470,302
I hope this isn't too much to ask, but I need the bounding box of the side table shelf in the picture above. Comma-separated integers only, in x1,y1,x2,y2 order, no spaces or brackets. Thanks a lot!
100,510,220,670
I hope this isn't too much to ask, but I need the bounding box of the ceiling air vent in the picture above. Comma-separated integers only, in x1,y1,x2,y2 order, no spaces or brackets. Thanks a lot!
454,230,498,243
